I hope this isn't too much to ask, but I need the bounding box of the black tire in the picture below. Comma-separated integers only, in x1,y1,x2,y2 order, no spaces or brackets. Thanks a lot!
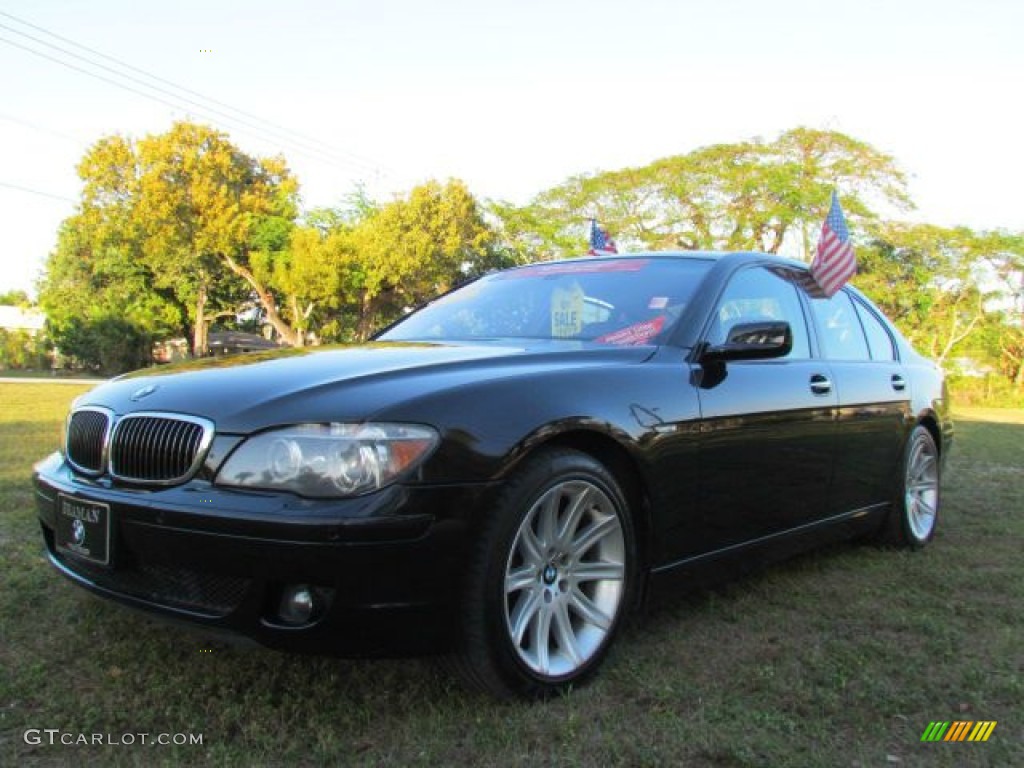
450,448,637,699
879,424,941,548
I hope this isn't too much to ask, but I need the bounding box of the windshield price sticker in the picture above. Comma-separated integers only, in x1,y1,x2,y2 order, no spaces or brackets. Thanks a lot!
551,282,585,338
596,315,666,345
499,259,650,280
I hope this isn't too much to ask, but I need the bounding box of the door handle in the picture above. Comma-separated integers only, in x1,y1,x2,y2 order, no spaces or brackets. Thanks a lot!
810,374,832,395
891,374,907,391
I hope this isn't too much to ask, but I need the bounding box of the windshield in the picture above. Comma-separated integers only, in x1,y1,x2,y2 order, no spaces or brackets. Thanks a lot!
379,257,712,345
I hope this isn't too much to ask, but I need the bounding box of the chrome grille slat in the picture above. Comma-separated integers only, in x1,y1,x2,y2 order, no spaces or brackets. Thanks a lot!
110,413,213,484
162,420,181,479
154,420,167,479
143,419,157,476
166,422,184,479
174,422,194,476
177,423,202,478
119,418,144,478
66,409,214,486
115,418,135,476
146,419,162,478
66,408,112,475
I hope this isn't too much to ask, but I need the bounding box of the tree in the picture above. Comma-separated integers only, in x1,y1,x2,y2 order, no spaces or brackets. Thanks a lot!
857,224,1024,368
41,121,297,365
350,180,507,337
492,128,911,260
0,290,30,306
254,216,363,343
39,214,181,372
0,329,49,370
962,231,1024,388
999,328,1024,387
132,122,298,354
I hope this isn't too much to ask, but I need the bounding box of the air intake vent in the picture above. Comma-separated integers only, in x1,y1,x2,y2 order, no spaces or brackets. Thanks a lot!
108,413,214,485
66,408,111,475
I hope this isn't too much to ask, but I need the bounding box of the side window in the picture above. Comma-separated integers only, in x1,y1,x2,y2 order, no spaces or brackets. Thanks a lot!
811,291,870,360
707,267,810,359
854,300,897,361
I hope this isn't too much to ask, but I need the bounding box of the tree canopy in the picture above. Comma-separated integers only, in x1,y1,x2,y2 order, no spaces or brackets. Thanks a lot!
41,122,298,363
492,128,912,261
34,121,1024,393
0,290,30,306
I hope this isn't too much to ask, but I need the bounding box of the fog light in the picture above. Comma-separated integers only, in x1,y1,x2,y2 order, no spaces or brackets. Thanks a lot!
278,584,316,625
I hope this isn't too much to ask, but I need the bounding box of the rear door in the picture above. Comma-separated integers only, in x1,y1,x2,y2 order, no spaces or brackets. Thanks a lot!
808,290,910,514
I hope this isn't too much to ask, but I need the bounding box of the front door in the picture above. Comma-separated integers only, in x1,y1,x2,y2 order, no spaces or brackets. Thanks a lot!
684,266,838,559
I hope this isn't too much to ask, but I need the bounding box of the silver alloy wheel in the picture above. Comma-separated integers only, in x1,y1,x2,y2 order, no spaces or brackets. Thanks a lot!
503,479,625,678
905,430,940,541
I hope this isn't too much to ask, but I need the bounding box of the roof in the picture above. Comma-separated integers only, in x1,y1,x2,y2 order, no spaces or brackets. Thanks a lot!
511,251,814,277
617,250,811,268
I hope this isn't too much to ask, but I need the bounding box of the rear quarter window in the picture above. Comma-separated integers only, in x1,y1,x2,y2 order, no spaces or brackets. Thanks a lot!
853,299,897,361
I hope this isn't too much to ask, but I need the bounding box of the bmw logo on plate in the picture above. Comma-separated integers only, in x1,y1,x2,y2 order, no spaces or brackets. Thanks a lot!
71,518,86,546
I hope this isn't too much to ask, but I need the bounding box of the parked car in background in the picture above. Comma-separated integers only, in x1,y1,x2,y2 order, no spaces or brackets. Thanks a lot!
34,251,952,698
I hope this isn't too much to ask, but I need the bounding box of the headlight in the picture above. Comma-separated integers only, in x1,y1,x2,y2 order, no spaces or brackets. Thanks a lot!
216,423,439,497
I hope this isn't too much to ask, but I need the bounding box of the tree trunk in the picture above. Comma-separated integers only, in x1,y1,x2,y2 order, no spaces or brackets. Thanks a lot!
193,282,209,357
1009,341,1024,389
936,297,982,366
221,253,302,346
289,295,313,348
357,292,376,341
766,223,786,254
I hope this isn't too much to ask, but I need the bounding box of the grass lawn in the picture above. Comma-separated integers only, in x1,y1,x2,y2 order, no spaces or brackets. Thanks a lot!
1,382,1020,766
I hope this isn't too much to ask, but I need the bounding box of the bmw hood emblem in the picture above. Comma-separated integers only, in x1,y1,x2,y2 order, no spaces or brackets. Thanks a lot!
130,384,160,401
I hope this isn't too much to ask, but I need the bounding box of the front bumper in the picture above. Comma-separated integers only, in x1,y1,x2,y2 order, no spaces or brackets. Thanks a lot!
34,453,490,656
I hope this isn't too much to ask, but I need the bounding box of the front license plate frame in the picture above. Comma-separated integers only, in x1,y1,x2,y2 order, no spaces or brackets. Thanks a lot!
55,494,111,566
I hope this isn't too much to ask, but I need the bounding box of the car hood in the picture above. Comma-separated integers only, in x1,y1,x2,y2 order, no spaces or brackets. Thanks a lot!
77,341,655,432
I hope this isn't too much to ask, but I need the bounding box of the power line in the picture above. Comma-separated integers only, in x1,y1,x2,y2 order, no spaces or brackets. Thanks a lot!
0,34,227,133
0,112,83,144
0,13,392,178
0,31,375,175
0,20,381,175
0,180,77,203
0,9,381,170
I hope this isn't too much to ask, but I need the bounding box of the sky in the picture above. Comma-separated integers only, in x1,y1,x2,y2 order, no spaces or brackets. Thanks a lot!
0,0,1021,298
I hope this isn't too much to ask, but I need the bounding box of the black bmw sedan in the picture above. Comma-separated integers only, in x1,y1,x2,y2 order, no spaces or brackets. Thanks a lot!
34,251,952,698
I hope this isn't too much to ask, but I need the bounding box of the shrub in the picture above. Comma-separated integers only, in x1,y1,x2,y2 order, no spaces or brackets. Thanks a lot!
947,374,1024,408
0,329,51,370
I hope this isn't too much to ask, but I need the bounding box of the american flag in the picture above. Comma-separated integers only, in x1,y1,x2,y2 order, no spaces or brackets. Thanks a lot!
809,190,856,297
588,219,618,255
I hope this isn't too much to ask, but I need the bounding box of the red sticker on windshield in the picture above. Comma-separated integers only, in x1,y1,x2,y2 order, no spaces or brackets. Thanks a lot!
596,316,666,345
499,259,649,279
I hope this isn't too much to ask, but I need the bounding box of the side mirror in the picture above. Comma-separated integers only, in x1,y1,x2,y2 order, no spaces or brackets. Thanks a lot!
701,321,793,362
